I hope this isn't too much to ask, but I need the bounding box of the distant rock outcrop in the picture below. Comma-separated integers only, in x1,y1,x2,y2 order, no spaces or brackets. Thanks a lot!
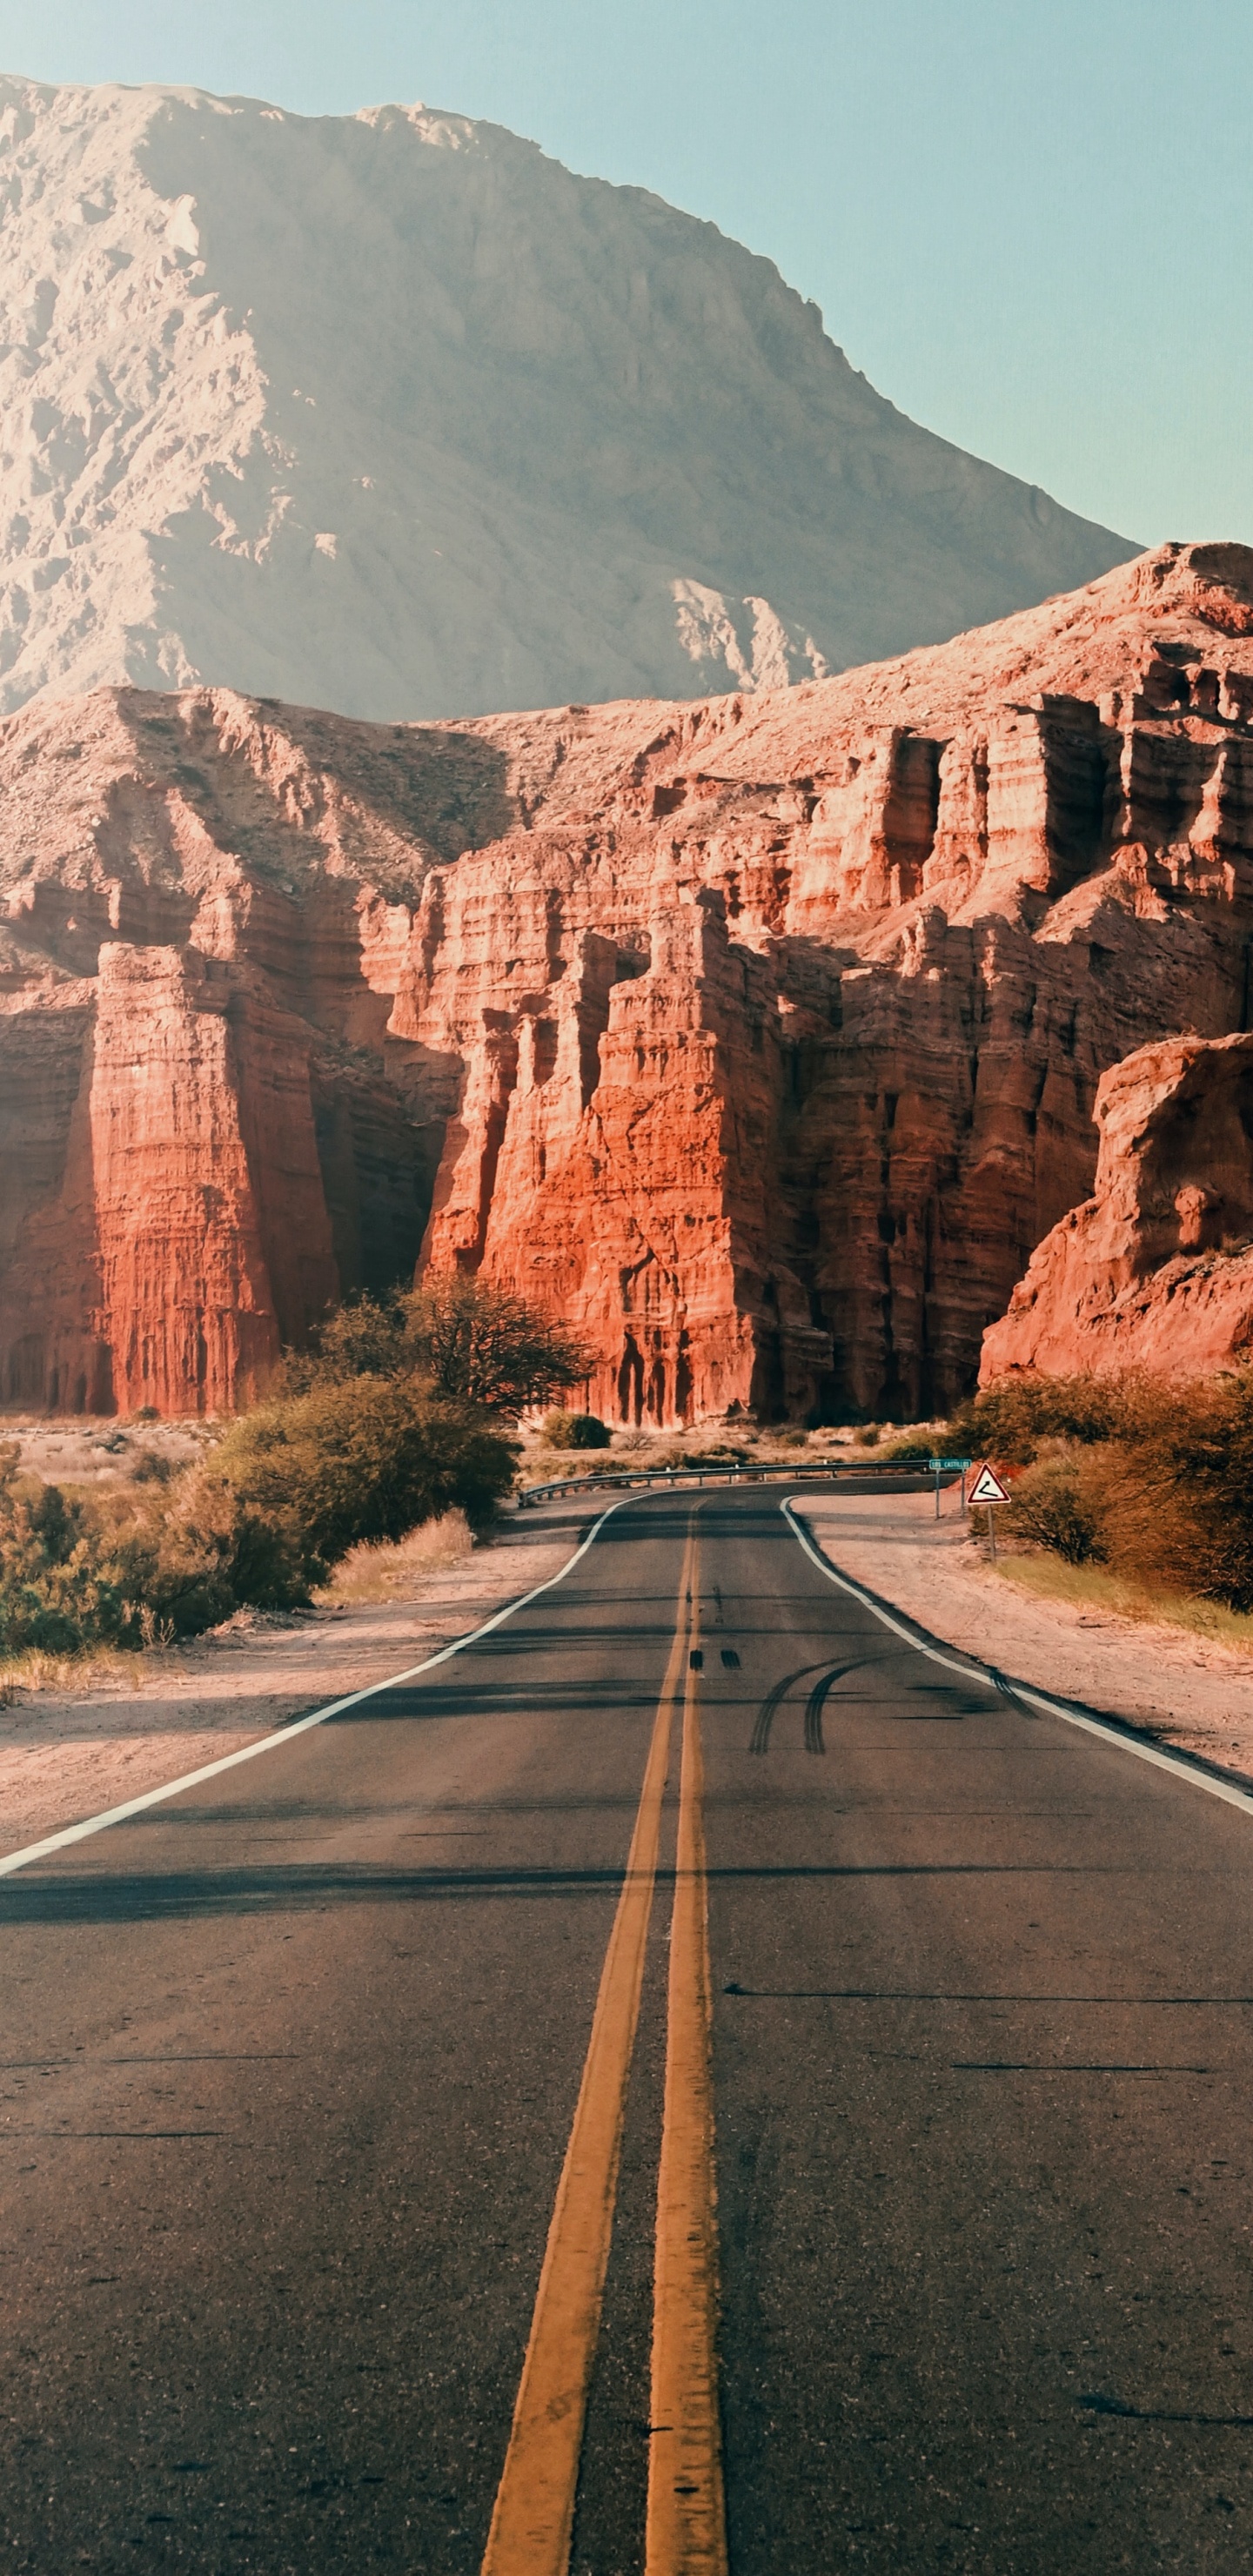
3,539,1253,1419
981,1030,1253,1384
0,74,1133,721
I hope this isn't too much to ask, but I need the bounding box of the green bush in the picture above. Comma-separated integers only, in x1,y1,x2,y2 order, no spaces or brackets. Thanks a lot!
0,1447,132,1654
0,1365,520,1665
211,1375,517,1588
98,1471,309,1634
541,1410,611,1451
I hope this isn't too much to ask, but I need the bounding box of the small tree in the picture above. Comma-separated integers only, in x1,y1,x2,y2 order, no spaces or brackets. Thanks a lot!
398,1276,589,1418
287,1278,588,1419
280,1294,409,1393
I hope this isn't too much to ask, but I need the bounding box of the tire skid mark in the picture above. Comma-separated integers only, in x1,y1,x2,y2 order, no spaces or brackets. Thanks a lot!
753,1657,883,1757
749,1661,827,1756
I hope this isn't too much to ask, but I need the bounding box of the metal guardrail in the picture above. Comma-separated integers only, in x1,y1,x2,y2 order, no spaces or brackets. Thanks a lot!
515,1457,944,1506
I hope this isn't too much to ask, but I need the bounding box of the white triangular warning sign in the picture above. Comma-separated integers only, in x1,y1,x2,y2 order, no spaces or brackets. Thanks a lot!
968,1462,1010,1506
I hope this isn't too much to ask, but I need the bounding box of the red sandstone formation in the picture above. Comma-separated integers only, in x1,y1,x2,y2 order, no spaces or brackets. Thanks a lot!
980,1030,1253,1383
3,538,1253,1419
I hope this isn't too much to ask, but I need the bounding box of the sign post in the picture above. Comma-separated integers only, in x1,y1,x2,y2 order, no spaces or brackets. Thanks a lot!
928,1456,973,1519
968,1461,1011,1557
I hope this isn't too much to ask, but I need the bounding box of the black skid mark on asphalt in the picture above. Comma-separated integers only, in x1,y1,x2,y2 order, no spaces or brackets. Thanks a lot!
804,1669,839,1754
750,1662,823,1755
0,1859,1071,1926
750,1657,885,1755
1080,2392,1253,2427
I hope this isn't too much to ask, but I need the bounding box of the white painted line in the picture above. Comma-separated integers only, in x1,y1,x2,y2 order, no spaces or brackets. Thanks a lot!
782,1497,1253,1821
0,1494,636,1881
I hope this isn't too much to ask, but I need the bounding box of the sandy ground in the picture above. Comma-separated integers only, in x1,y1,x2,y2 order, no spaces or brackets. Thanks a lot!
0,1414,211,1486
799,1487,1253,1781
0,1501,600,1857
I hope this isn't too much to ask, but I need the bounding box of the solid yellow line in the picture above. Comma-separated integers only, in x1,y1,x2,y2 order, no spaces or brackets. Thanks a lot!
480,1523,699,2576
646,1526,728,2576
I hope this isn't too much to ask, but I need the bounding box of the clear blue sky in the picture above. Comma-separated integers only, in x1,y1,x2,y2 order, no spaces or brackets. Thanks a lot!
2,0,1249,546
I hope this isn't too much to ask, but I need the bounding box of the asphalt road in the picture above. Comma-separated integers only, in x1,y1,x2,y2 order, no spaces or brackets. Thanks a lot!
3,1484,1253,2573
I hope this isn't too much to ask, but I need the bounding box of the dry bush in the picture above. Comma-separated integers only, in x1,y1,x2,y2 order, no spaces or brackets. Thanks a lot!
982,1368,1253,1612
1002,1445,1108,1565
322,1512,475,1604
951,1372,1129,1466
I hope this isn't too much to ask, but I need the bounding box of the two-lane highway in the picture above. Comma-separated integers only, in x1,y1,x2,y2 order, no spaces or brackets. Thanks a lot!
3,1486,1253,2572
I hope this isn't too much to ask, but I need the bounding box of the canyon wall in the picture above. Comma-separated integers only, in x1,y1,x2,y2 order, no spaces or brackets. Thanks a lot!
980,1030,1253,1383
2,539,1253,1419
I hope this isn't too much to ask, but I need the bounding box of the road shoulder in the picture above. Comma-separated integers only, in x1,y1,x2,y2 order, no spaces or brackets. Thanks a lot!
0,1501,603,1855
798,1486,1253,1786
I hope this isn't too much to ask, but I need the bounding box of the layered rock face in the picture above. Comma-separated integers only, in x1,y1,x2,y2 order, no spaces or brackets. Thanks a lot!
981,1031,1253,1382
3,539,1253,1419
0,75,1132,721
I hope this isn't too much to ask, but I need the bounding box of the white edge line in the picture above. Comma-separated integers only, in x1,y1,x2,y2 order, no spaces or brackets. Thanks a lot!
0,1493,635,1881
781,1496,1253,1821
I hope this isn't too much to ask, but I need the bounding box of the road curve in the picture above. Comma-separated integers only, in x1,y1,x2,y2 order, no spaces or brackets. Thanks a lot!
3,1485,1253,2573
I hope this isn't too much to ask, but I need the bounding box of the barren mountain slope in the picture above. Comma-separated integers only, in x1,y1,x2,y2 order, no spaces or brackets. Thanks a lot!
1,540,1250,1423
0,75,1134,721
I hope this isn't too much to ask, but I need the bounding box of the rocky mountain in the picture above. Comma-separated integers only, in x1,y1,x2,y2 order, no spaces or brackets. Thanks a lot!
0,75,1134,723
982,1030,1253,1383
2,537,1251,1422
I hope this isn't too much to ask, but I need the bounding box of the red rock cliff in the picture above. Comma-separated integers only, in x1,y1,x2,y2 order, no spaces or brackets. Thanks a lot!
3,539,1253,1419
980,1030,1253,1383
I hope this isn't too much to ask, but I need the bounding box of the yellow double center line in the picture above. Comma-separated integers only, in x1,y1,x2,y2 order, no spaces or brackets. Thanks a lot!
481,1511,727,2576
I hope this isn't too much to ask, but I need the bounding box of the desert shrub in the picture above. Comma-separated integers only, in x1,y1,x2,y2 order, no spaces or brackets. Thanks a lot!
949,1372,1128,1466
211,1375,517,1587
130,1448,175,1486
0,1448,132,1654
285,1278,588,1419
280,1293,412,1392
99,1469,308,1634
960,1369,1253,1611
1002,1446,1108,1565
0,1367,520,1666
1126,1372,1253,1609
853,1424,881,1448
541,1410,611,1450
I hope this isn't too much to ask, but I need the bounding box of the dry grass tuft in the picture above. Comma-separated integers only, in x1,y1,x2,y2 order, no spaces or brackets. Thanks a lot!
0,1644,150,1706
993,1552,1253,1657
319,1511,476,1604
